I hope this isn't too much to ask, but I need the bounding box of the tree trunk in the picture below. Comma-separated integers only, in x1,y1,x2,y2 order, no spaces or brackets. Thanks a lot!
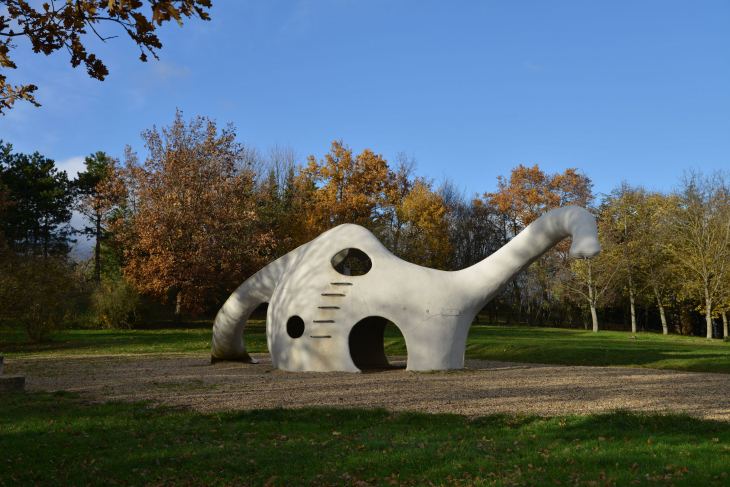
590,303,599,333
658,302,668,335
174,292,182,326
652,284,668,335
94,212,101,284
704,285,713,339
629,277,637,334
723,311,728,339
587,259,598,332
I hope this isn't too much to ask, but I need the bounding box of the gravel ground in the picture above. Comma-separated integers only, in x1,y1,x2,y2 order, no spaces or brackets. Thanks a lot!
5,353,730,421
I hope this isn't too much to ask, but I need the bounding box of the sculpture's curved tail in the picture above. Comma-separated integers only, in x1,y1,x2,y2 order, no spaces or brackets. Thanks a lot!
211,251,297,363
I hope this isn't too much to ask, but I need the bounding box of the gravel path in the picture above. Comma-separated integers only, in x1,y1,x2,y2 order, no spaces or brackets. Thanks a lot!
5,353,730,421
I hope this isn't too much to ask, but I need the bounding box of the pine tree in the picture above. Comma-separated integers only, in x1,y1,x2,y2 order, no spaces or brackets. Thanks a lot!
0,141,74,256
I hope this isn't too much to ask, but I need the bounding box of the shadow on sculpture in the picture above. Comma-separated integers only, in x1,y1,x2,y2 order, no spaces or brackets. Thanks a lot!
211,205,600,372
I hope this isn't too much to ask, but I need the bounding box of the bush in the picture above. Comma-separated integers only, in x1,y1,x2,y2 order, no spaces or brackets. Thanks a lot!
4,255,85,342
724,335,730,343
90,278,141,329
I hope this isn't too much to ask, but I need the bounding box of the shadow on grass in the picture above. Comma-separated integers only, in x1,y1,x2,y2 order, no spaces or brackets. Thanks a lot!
1,391,729,486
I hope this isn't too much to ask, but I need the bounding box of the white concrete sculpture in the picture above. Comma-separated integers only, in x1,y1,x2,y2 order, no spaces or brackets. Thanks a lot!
212,205,600,372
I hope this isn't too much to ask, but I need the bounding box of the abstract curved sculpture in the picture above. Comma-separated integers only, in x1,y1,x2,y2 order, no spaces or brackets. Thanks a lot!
211,205,600,372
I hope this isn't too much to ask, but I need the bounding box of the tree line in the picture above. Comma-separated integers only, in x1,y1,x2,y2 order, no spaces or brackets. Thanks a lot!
1,111,729,341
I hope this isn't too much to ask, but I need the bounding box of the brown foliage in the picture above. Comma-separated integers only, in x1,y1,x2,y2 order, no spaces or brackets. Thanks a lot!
0,0,211,113
103,110,273,317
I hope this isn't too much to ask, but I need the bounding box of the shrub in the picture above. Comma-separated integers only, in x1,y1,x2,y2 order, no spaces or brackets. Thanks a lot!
724,335,730,343
90,278,141,329
6,255,85,342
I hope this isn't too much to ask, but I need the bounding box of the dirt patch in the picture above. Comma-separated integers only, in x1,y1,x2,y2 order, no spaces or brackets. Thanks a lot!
5,353,730,421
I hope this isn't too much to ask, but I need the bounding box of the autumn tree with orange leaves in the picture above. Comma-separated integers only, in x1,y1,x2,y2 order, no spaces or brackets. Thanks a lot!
488,164,594,235
104,111,273,324
293,141,393,245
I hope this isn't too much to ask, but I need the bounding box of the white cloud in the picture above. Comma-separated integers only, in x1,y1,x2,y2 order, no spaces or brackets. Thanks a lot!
524,62,544,72
152,60,193,82
56,155,86,179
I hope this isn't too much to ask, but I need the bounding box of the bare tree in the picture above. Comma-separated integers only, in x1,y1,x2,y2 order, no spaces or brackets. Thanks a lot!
264,143,301,193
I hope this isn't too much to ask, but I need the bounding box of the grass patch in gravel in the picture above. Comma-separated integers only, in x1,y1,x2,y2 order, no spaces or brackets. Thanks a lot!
1,391,729,486
3,321,729,374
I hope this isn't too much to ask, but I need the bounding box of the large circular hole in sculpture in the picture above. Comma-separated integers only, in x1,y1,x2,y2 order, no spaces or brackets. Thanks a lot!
286,315,305,339
348,316,407,370
331,248,372,276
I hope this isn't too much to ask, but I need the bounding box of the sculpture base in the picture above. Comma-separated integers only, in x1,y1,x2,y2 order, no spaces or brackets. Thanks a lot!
0,375,25,393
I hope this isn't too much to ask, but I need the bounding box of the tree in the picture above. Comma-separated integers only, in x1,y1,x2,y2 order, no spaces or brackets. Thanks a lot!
488,164,594,234
75,151,112,283
568,222,620,333
104,110,273,324
445,193,503,271
667,170,730,339
637,192,677,335
295,140,393,244
388,178,452,269
0,0,211,113
600,183,656,334
0,140,74,256
487,164,594,325
254,144,300,260
373,153,452,269
0,183,16,328
7,253,85,341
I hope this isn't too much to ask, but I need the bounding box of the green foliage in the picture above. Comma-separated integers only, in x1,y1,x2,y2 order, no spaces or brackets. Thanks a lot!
1,393,729,486
724,335,730,343
89,278,141,330
0,140,74,256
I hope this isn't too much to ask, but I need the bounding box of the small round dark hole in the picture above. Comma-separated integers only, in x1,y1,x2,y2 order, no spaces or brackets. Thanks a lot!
287,316,305,339
331,248,372,276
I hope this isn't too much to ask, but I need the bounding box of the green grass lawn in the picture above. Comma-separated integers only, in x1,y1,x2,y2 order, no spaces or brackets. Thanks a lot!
2,321,729,374
389,324,730,374
1,391,728,486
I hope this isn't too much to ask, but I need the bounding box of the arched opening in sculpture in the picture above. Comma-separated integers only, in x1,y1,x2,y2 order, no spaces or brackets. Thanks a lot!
348,316,407,370
331,248,372,276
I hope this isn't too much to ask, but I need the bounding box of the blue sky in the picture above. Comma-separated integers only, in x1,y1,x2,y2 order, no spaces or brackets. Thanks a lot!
2,0,728,202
